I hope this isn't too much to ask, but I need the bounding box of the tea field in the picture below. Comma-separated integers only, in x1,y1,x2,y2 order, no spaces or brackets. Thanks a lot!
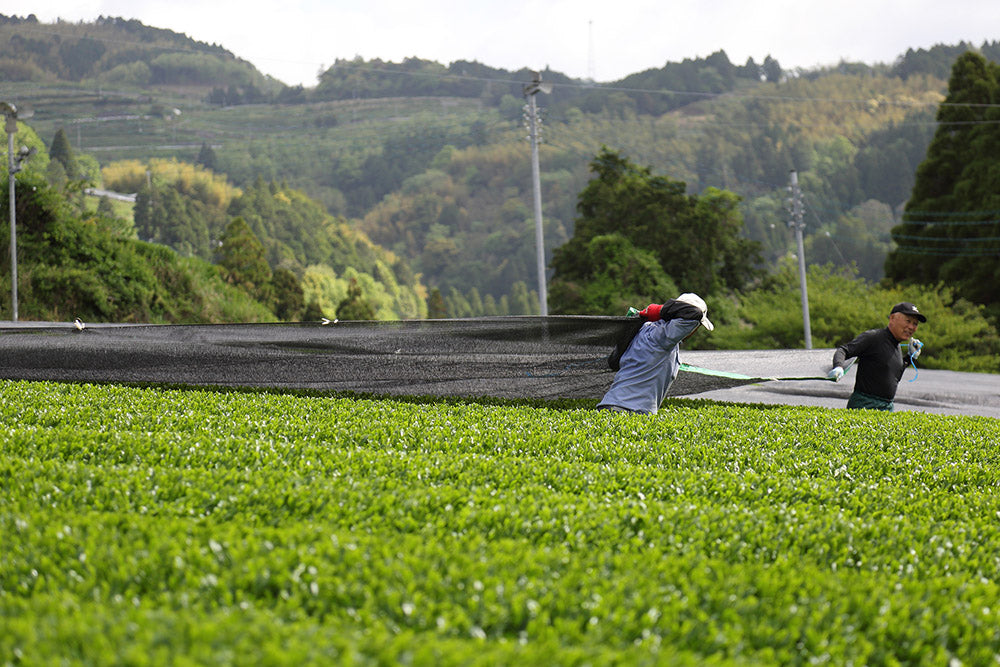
2,380,999,665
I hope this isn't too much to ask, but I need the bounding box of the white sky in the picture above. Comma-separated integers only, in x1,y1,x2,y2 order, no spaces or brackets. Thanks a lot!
9,0,1000,86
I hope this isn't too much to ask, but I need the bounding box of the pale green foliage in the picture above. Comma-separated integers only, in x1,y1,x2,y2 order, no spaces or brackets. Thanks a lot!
300,264,344,318
148,52,262,87
300,263,428,321
98,61,152,86
75,153,102,186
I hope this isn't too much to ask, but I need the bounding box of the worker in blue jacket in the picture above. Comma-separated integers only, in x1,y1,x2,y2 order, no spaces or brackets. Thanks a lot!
598,293,714,415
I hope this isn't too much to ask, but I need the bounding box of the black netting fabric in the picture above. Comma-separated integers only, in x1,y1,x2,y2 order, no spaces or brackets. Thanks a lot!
0,318,825,400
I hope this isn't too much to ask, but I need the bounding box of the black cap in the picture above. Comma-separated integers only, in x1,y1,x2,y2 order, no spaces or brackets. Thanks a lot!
890,302,927,323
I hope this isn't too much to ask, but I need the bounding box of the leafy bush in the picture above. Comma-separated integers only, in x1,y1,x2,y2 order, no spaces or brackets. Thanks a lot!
709,260,1000,372
548,233,678,315
0,173,274,323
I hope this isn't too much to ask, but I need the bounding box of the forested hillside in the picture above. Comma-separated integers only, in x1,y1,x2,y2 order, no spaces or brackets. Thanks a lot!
3,14,1000,332
0,13,278,92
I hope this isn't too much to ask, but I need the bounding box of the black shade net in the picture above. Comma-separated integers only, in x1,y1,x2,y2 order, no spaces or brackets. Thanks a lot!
0,317,829,400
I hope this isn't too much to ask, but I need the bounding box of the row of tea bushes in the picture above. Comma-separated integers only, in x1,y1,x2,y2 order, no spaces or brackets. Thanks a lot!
2,380,999,664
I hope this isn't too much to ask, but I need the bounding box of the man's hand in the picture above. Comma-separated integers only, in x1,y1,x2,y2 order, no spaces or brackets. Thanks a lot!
908,338,922,360
639,304,662,321
827,366,845,382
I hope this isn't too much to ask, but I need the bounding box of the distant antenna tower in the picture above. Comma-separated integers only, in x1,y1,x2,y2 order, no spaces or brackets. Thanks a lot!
587,20,596,82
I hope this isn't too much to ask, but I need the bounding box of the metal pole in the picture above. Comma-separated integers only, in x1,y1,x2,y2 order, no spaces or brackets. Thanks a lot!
789,170,811,349
527,90,547,316
6,111,16,322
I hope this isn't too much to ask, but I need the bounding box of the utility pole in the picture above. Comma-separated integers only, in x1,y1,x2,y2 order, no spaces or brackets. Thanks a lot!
587,20,596,83
523,72,552,316
787,169,812,349
1,102,33,322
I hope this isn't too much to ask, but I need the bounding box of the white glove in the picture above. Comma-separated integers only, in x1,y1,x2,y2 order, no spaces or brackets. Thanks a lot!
909,338,922,360
827,366,845,382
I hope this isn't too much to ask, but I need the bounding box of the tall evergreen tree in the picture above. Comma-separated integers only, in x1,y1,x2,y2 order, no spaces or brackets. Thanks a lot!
509,281,536,315
885,51,1000,322
218,216,272,295
96,195,116,219
196,142,217,171
762,55,783,83
427,288,447,318
49,128,77,179
268,267,305,321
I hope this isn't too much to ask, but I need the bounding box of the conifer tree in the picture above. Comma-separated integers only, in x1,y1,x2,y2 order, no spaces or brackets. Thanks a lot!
49,128,77,179
427,288,448,318
96,195,116,219
885,51,1000,322
268,267,305,321
509,281,536,315
336,278,376,320
196,142,217,171
218,217,272,294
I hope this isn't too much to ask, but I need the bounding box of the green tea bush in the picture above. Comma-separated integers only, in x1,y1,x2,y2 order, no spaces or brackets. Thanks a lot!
2,380,999,665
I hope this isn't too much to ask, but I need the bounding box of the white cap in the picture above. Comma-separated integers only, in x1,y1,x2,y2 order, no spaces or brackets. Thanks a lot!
675,293,714,331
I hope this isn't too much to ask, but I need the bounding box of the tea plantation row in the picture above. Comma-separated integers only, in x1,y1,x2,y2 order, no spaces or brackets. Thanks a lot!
2,380,999,665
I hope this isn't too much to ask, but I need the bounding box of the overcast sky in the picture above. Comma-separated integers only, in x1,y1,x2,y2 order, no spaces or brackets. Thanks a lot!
10,0,1000,86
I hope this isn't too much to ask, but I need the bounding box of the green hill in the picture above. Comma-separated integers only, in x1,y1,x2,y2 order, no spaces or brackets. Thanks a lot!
4,14,1000,321
0,13,277,90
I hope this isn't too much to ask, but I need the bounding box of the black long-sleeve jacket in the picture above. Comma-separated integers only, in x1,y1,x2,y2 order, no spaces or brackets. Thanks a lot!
832,327,915,400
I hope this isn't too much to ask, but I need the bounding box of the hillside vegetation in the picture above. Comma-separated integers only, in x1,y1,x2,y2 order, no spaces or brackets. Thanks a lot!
3,15,1000,359
0,14,277,91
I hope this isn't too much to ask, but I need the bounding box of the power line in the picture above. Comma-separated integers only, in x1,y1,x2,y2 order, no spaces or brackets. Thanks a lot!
898,219,1000,226
904,209,1000,217
892,233,1000,241
891,246,1000,256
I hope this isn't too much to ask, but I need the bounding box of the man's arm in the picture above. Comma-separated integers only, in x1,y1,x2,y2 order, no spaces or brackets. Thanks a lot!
648,317,701,351
639,300,701,323
828,330,870,380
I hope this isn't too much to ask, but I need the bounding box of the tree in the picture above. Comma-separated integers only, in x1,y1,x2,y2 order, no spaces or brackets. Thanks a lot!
218,216,271,294
427,288,447,318
885,51,1000,323
46,158,68,190
509,281,537,315
549,148,762,313
548,233,678,315
302,300,326,321
762,55,782,83
336,277,376,320
96,195,116,219
196,142,217,171
49,128,77,179
446,287,472,318
268,267,305,320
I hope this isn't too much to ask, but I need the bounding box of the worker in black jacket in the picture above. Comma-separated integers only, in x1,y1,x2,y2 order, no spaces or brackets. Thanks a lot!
827,302,926,411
